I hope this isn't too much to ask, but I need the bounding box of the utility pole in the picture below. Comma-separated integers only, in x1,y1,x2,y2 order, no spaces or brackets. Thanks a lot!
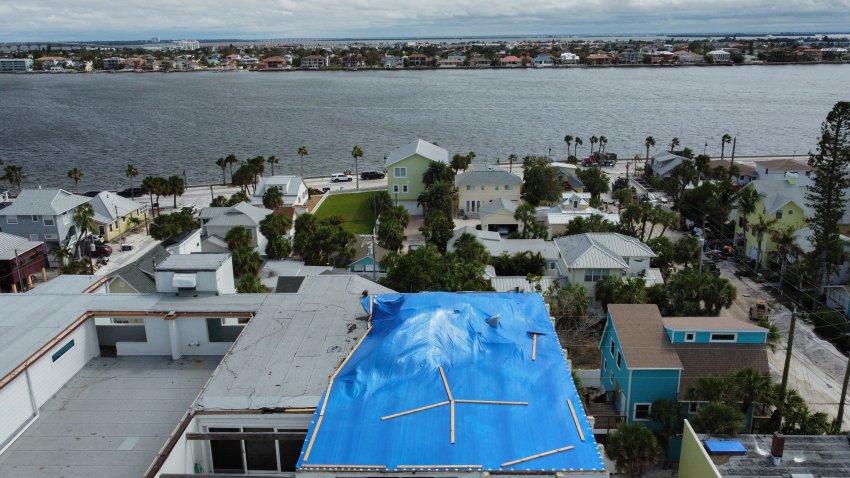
837,357,850,431
775,307,797,430
210,184,214,201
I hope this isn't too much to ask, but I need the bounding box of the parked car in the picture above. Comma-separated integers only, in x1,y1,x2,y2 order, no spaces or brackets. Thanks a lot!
117,187,145,198
181,204,198,214
331,173,353,182
360,171,386,180
87,244,113,257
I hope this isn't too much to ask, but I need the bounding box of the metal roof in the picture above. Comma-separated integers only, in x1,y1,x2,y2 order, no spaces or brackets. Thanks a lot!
478,197,518,214
88,191,144,224
201,202,271,227
490,276,559,293
298,292,605,472
253,175,305,200
0,232,42,260
554,233,654,269
455,165,522,186
155,253,230,272
0,188,90,216
385,139,449,167
747,179,812,216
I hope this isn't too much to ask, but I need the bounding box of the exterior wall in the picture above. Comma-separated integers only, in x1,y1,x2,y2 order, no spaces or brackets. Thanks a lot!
600,316,630,415
116,317,171,355
204,224,261,249
97,209,144,242
677,420,721,478
115,317,235,357
1,212,75,248
669,330,767,344
387,155,434,205
107,276,140,293
735,199,807,265
480,210,520,230
457,184,520,215
28,320,99,407
0,244,47,290
166,228,203,255
0,373,36,451
628,369,681,423
624,255,652,277
214,260,236,294
563,267,626,304
826,287,850,317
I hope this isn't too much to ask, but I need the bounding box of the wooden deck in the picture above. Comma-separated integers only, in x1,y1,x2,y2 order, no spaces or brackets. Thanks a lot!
587,401,624,432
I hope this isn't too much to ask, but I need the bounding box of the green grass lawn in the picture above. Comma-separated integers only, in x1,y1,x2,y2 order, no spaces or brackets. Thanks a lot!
313,191,380,234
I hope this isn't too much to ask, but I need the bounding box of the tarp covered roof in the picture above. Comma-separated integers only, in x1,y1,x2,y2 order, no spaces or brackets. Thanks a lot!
298,292,604,473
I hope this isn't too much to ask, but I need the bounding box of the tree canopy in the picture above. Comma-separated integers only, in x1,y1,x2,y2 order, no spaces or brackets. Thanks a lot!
520,156,559,206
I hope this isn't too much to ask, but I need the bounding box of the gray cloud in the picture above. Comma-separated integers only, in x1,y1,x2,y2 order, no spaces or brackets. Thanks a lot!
1,0,849,41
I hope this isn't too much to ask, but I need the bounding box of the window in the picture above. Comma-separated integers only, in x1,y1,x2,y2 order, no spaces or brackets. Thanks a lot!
616,351,622,369
505,185,512,190
573,201,579,208
775,211,783,220
466,185,471,191
209,427,244,473
29,234,38,241
610,339,615,355
392,184,399,193
688,402,699,413
222,317,251,326
495,185,499,190
6,215,17,224
710,333,736,342
685,332,696,342
207,427,308,474
207,318,247,342
244,427,277,471
480,185,484,191
603,358,607,371
44,234,58,240
51,339,75,362
393,167,407,178
634,403,651,420
63,212,70,224
609,371,614,384
584,269,610,282
43,216,54,226
402,184,408,193
787,209,793,215
548,261,557,270
31,215,39,222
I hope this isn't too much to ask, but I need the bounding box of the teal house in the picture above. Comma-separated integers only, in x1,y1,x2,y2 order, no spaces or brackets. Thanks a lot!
599,304,769,424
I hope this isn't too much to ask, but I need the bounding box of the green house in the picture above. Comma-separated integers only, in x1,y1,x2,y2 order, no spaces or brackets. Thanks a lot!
385,139,449,214
734,178,809,266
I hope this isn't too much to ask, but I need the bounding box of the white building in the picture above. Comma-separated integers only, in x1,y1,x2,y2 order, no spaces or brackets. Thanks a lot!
456,164,522,217
649,151,690,177
560,52,579,64
539,192,620,236
252,175,309,210
198,202,272,254
102,57,123,69
707,49,731,63
154,253,236,295
0,58,33,71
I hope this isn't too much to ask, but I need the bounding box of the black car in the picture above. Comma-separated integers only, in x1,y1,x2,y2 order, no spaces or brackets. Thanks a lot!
360,171,386,180
118,187,145,198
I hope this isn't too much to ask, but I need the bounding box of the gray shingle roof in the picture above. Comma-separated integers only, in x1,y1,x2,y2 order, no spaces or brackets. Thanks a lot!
455,166,522,186
201,203,271,228
109,245,170,293
554,233,655,269
607,304,683,369
0,232,43,260
0,189,90,216
747,179,812,215
385,139,449,167
478,197,518,214
89,191,144,224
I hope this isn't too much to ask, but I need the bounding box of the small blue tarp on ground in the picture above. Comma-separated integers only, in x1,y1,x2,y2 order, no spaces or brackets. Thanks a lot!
297,292,605,472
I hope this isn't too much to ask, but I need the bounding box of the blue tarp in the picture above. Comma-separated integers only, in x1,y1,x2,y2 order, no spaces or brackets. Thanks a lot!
297,292,605,472
703,440,747,455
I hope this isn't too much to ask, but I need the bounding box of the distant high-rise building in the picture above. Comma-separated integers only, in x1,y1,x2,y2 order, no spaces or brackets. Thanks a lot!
149,36,160,43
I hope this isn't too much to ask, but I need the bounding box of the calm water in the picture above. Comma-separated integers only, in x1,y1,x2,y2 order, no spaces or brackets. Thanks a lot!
1,66,848,190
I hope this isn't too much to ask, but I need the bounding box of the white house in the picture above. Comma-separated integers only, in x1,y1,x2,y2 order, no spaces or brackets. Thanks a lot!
252,175,309,210
539,192,620,236
154,253,236,295
754,158,814,186
456,164,522,217
0,58,33,71
383,55,403,69
554,233,661,305
198,203,272,254
560,52,580,64
707,49,731,63
479,198,520,234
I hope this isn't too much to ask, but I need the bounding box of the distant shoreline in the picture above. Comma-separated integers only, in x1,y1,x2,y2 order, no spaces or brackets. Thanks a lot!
2,60,848,75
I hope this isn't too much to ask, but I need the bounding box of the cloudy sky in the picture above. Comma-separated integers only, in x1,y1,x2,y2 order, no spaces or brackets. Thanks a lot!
1,0,849,42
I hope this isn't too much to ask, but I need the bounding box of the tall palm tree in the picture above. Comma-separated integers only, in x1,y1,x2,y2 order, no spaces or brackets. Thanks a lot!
736,186,764,238
590,135,598,154
225,225,253,251
167,175,185,208
1,164,25,193
599,135,608,154
125,164,138,199
770,224,801,296
731,368,774,430
574,137,583,158
72,203,97,268
297,146,308,178
67,167,83,193
508,153,517,173
721,133,732,160
750,215,778,272
351,145,363,190
225,153,238,183
215,157,227,185
563,135,573,160
514,203,537,238
644,136,656,162
266,155,279,176
669,137,680,152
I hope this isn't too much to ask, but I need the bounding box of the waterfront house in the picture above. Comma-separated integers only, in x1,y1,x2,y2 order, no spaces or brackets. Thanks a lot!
0,188,90,254
88,191,147,242
540,192,620,236
123,57,145,70
102,57,123,69
342,53,365,69
586,53,612,65
532,54,554,67
709,159,756,186
0,58,33,71
796,47,823,62
500,55,522,67
258,56,289,70
198,202,272,254
382,55,403,69
554,233,660,305
385,139,449,214
252,175,309,211
469,56,492,67
406,53,429,67
455,164,522,217
551,162,584,191
560,52,579,64
733,178,809,265
618,51,643,64
649,151,690,177
599,304,769,425
707,49,732,63
0,232,47,292
753,158,813,185
301,55,327,69
438,57,463,68
673,50,705,64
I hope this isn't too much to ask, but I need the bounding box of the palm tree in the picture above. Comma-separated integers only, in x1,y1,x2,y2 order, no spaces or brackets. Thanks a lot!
49,245,73,266
574,137,582,159
514,204,537,238
644,136,656,162
750,215,778,272
125,164,138,199
236,274,267,293
215,157,228,185
721,133,732,160
166,175,185,208
351,145,364,190
605,423,660,477
686,374,732,403
225,225,253,251
297,146,308,178
1,164,25,193
669,137,680,152
599,135,608,154
225,153,238,183
736,186,763,235
770,224,801,296
266,155,279,176
508,153,517,173
231,247,262,276
72,203,97,265
590,135,598,154
67,167,83,193
563,135,573,160
731,368,774,430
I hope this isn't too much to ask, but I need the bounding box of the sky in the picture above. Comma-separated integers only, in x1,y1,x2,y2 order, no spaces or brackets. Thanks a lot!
1,0,850,42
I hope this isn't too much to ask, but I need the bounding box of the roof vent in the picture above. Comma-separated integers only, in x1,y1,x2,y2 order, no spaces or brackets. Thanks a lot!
486,313,500,328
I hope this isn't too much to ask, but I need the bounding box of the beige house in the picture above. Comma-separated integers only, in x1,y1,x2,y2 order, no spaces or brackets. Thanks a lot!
479,198,520,234
456,164,522,217
540,192,620,236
